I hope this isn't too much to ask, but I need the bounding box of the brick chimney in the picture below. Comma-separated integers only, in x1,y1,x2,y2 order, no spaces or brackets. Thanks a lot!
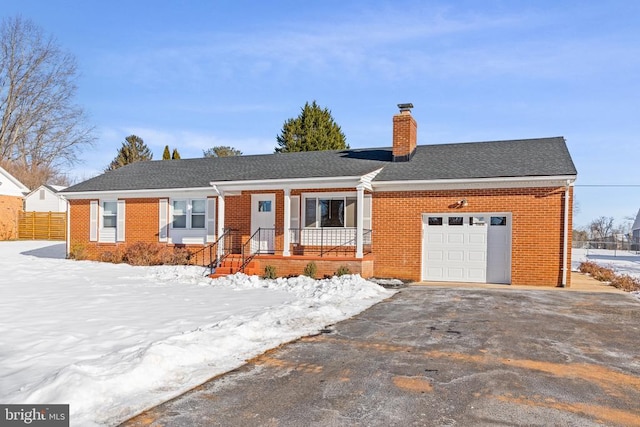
392,103,417,162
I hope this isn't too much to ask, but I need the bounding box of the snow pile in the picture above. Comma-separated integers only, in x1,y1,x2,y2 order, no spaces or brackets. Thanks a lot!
0,241,395,426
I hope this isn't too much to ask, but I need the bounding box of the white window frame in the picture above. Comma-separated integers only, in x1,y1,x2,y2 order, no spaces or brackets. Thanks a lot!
302,192,358,229
102,201,118,229
98,199,124,243
170,198,208,230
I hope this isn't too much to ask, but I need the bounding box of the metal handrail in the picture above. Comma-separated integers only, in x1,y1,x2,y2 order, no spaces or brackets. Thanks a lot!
189,228,235,274
240,227,264,272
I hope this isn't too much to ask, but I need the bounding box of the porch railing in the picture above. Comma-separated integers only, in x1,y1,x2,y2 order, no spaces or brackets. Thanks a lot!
290,228,372,256
241,228,372,271
189,228,236,273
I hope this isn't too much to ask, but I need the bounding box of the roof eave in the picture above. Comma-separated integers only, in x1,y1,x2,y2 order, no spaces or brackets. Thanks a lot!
372,175,577,191
210,175,372,192
60,186,215,199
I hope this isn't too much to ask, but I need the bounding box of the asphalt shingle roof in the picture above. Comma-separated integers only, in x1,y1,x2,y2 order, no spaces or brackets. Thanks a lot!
62,137,576,193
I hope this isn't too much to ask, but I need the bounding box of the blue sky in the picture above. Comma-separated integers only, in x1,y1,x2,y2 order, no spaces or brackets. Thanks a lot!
4,1,639,229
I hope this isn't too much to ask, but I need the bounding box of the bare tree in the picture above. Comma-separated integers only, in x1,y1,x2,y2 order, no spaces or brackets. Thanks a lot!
588,216,615,241
0,16,94,188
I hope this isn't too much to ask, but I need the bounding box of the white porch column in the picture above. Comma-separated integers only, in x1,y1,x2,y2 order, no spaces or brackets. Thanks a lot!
217,190,225,259
283,188,291,256
356,184,365,258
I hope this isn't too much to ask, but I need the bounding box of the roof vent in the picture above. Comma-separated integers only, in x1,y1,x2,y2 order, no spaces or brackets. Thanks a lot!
397,103,413,113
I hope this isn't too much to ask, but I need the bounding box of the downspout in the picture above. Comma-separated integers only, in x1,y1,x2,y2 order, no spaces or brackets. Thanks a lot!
64,196,70,257
561,180,571,287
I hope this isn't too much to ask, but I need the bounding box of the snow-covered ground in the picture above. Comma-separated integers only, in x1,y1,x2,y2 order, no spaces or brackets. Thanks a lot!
0,241,395,426
572,248,640,279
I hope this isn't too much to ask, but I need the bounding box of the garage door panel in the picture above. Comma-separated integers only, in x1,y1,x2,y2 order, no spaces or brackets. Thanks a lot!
468,250,486,262
447,250,464,261
447,233,464,244
468,268,486,280
446,267,464,279
423,213,510,284
468,233,486,244
427,233,444,244
426,267,444,279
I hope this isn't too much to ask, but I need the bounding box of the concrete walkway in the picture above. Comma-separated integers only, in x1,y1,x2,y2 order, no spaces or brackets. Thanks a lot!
413,272,627,293
122,274,639,427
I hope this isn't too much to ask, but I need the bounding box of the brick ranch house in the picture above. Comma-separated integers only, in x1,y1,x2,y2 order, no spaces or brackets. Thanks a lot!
0,166,29,240
61,105,577,286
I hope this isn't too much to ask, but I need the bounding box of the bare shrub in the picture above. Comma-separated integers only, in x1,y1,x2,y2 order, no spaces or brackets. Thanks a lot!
68,242,87,260
578,261,640,292
123,242,191,266
100,248,125,264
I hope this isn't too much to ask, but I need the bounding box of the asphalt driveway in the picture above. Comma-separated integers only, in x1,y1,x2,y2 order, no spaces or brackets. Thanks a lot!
123,282,640,427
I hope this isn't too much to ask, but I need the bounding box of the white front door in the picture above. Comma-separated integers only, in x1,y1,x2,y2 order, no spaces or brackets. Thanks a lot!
251,194,276,253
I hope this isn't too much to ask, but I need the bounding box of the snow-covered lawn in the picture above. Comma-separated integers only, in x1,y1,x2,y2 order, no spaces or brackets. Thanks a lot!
0,241,394,426
572,248,640,300
572,248,640,279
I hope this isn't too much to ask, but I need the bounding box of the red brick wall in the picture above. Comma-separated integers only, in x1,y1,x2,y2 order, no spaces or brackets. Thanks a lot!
125,198,160,243
372,186,572,286
253,256,374,279
392,112,417,159
0,195,23,240
68,198,161,259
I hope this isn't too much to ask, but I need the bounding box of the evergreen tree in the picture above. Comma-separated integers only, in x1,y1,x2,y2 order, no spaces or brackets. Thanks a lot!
106,135,153,171
162,145,171,160
275,101,348,153
203,146,242,157
171,148,181,159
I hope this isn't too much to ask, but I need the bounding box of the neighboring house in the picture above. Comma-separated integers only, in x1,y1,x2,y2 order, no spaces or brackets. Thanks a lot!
0,166,29,240
25,184,68,212
632,209,640,250
61,105,577,287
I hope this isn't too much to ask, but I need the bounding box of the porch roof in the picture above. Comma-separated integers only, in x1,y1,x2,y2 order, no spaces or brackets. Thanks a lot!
61,137,576,194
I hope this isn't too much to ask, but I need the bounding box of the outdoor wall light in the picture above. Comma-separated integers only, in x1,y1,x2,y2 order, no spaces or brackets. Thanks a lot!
457,198,468,208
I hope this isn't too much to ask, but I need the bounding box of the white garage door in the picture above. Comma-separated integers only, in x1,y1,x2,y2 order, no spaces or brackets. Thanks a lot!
422,214,511,284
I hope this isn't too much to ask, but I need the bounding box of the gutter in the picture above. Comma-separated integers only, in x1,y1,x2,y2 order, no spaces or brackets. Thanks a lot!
561,180,572,287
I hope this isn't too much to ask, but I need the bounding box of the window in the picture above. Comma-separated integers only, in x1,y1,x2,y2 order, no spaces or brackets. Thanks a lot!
305,198,317,227
103,201,117,228
448,216,464,226
39,189,45,200
428,217,443,226
320,199,344,227
191,200,206,228
470,216,486,226
304,196,357,228
172,200,187,228
172,199,206,229
258,200,272,212
491,216,507,226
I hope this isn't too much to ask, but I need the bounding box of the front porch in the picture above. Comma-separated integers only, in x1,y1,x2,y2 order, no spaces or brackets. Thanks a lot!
189,227,374,278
